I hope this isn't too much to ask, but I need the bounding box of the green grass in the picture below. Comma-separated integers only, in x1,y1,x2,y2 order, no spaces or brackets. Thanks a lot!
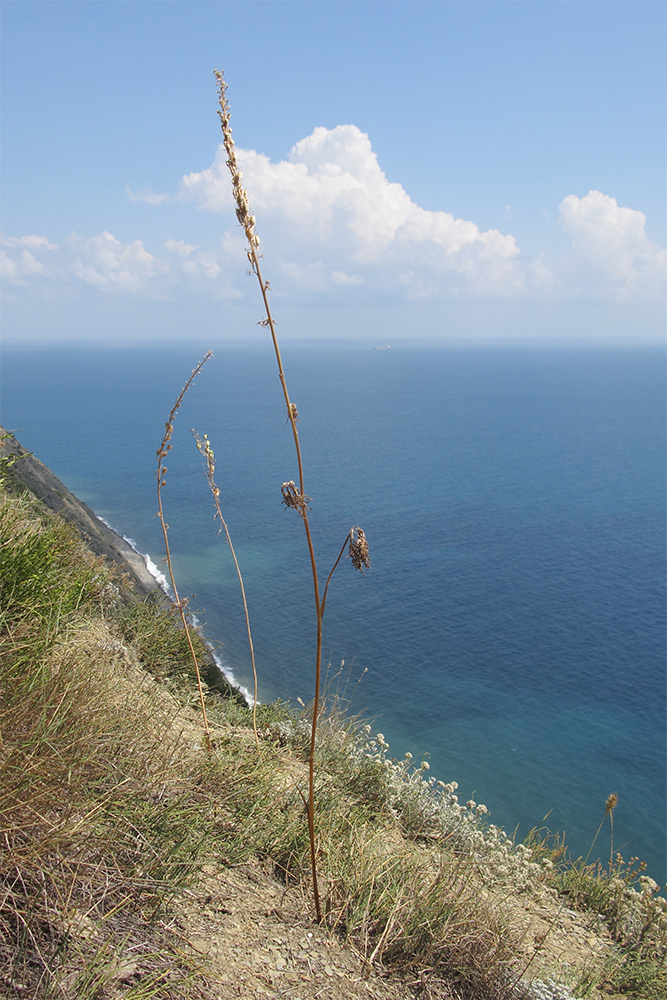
0,490,218,997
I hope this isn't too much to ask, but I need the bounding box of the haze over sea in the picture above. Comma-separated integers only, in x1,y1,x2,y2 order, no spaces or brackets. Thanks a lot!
2,342,665,884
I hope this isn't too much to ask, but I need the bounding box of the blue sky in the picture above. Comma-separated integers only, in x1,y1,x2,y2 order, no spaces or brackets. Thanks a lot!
2,0,665,346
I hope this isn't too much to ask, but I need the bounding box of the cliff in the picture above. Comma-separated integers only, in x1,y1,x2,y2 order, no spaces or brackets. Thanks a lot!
0,424,158,598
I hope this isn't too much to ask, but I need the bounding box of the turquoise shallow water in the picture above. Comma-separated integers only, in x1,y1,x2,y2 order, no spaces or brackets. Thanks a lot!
2,342,665,883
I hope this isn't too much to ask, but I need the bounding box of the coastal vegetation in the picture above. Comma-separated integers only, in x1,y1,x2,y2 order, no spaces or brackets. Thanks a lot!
0,72,664,1000
0,455,665,999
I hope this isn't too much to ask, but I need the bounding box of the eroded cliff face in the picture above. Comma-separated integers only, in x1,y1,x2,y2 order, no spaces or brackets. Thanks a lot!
0,425,249,704
0,425,158,598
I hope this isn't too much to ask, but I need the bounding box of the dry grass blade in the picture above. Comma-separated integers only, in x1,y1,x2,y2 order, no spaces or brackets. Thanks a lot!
193,429,259,749
156,352,213,750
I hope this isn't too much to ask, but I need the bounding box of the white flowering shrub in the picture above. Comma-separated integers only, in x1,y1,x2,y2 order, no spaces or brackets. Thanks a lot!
258,705,666,996
528,979,578,1000
548,851,667,964
331,726,550,896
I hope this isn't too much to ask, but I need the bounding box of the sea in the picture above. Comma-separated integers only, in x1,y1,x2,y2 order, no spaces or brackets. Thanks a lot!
2,341,665,886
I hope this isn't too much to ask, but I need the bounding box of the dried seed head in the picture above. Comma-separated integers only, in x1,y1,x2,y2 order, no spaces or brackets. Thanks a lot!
605,793,618,815
193,430,216,478
348,526,370,573
215,69,258,247
281,481,312,518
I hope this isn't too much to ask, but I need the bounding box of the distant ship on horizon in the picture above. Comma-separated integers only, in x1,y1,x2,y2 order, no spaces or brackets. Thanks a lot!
372,346,391,351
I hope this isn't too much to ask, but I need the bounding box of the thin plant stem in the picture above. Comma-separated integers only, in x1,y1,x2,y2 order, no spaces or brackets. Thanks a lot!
320,527,370,617
248,192,325,924
516,793,619,990
321,533,352,619
584,815,607,866
215,68,323,922
156,353,213,752
215,70,369,923
193,430,259,750
607,793,617,868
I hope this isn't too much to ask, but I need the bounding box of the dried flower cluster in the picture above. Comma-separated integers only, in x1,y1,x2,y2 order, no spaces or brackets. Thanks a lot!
214,69,260,251
156,353,213,494
193,431,221,503
348,526,371,573
605,792,618,815
281,480,312,519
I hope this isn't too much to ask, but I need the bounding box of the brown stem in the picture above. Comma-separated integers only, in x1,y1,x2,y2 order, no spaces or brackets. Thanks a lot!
321,533,352,619
226,525,259,750
194,431,259,750
215,69,325,920
248,245,323,923
156,355,213,752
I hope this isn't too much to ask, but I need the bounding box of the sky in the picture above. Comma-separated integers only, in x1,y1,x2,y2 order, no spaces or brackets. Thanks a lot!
1,0,665,347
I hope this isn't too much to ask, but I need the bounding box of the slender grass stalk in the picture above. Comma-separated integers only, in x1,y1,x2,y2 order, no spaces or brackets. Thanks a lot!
585,792,618,866
606,792,617,867
156,353,213,751
517,791,622,990
214,69,369,922
193,430,259,750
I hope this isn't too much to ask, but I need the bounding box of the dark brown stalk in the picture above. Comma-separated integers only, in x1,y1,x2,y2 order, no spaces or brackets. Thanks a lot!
252,237,324,923
156,353,213,751
215,70,369,923
214,68,323,922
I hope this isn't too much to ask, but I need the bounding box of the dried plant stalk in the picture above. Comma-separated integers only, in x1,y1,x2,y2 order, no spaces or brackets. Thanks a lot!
194,430,259,750
215,70,369,922
156,353,213,751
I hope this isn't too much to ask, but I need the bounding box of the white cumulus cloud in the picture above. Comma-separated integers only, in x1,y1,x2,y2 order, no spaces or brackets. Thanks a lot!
68,231,167,291
0,234,58,283
0,229,242,304
164,238,197,258
2,235,58,250
558,190,666,300
2,130,664,327
179,124,537,299
126,184,171,206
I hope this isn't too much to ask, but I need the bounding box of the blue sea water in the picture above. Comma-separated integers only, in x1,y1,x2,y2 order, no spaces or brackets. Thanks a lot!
2,342,665,884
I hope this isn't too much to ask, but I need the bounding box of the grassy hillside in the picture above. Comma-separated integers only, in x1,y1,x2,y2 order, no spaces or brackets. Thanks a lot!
0,457,665,999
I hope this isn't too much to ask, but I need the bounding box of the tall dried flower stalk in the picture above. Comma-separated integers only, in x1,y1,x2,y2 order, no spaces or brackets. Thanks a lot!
215,69,369,923
193,430,259,750
585,792,619,866
156,353,213,751
519,791,621,988
606,792,618,866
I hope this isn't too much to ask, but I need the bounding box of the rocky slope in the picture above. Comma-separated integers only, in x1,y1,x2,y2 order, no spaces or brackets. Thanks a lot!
0,424,158,598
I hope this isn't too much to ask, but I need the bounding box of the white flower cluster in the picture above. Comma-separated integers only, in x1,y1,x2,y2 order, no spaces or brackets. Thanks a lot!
267,717,311,748
611,873,667,953
351,729,548,893
528,979,579,1000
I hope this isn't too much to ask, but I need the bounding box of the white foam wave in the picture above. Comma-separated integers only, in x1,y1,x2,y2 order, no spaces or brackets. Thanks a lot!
95,515,171,594
209,648,256,707
144,554,170,592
